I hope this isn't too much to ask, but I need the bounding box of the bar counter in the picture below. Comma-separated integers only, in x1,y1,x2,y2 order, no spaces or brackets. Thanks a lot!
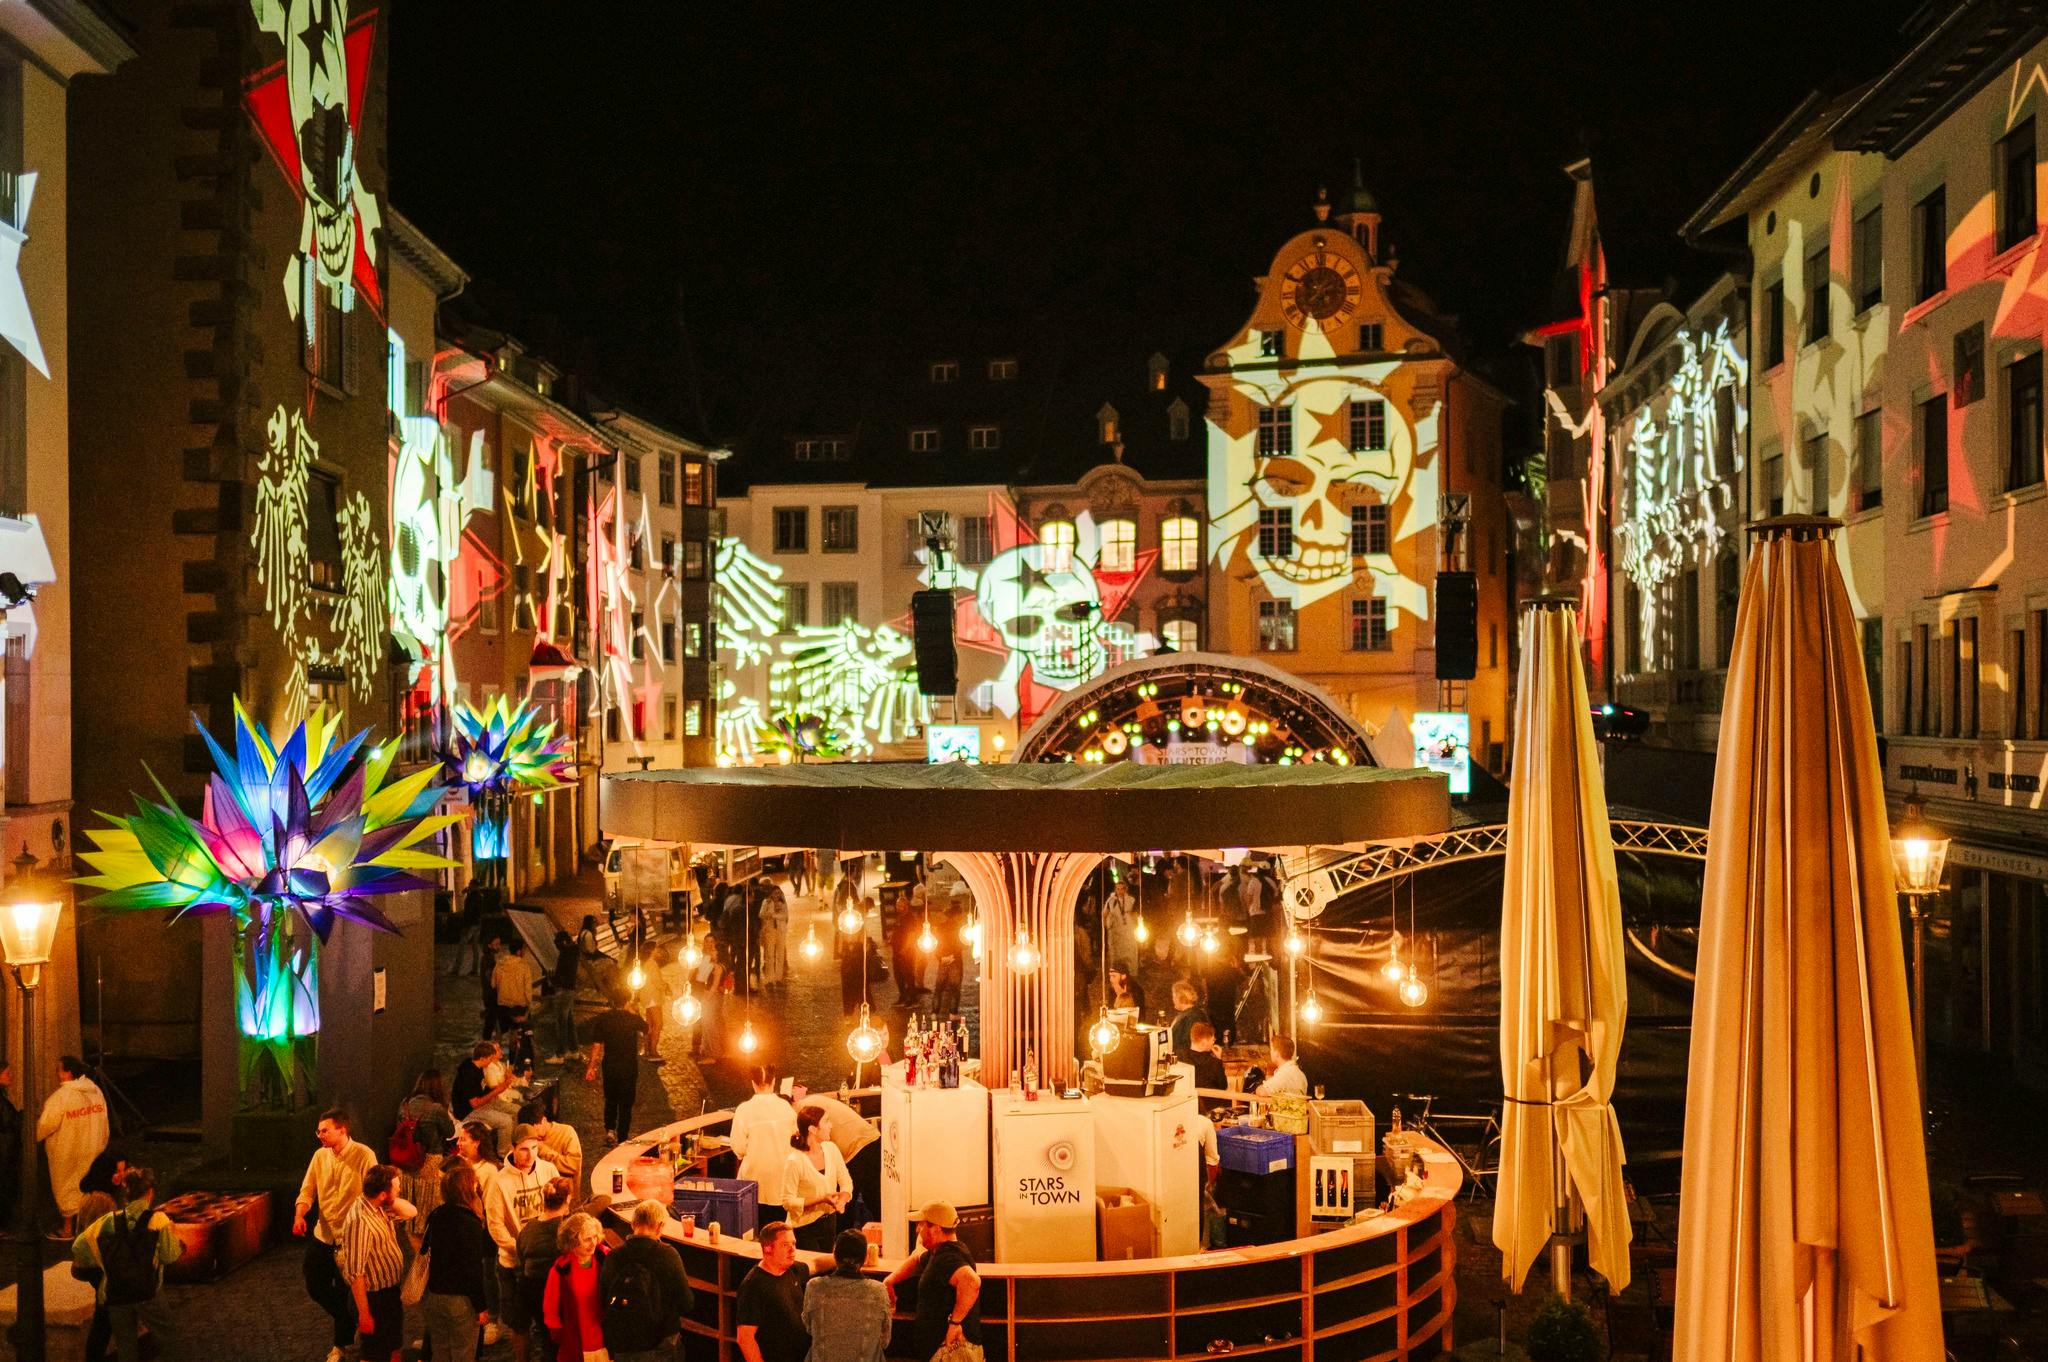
590,1094,1459,1362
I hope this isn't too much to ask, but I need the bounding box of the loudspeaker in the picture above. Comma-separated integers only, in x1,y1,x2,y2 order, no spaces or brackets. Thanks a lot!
910,589,958,697
1434,571,1478,680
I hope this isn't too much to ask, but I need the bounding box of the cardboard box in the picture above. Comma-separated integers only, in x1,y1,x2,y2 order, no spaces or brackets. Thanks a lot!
1096,1185,1155,1262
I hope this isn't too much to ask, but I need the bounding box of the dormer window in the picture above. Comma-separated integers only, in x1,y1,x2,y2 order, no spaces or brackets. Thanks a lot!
969,425,1001,450
1148,352,1169,391
1168,398,1190,442
909,427,941,453
988,358,1019,381
1097,403,1119,446
929,360,959,384
1260,330,1283,358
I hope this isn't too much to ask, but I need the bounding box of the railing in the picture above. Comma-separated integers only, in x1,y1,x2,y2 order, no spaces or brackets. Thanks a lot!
1315,819,1707,895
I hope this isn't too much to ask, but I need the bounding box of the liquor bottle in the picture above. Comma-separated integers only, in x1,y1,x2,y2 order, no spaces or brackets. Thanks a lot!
940,1027,960,1089
1023,1047,1039,1099
955,1016,970,1060
904,1017,921,1087
1390,1106,1402,1135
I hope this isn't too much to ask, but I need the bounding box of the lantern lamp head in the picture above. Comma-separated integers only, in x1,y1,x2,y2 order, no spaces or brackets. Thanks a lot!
1890,793,1950,898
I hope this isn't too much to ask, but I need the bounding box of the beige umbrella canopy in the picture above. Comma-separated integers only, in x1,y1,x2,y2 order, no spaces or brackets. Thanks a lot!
1673,518,1941,1360
1495,597,1633,1296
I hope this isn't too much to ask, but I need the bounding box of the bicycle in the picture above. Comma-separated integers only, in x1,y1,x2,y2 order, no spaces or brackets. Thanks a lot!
1395,1092,1502,1201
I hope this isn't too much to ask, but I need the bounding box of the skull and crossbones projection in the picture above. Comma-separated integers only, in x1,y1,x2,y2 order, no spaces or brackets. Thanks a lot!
247,0,384,323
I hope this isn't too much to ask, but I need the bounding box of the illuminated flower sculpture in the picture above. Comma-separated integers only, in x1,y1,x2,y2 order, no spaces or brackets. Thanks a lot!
76,702,456,1105
443,696,571,870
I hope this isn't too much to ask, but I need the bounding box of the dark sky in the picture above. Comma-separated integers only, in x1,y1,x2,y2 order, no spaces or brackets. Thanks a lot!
389,2,1927,446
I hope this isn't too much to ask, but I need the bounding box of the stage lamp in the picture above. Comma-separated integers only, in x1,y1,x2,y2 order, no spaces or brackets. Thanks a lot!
737,1019,759,1055
626,958,646,993
1009,926,1041,975
799,925,823,962
1088,1007,1121,1056
1284,928,1306,957
837,901,865,935
846,1003,886,1066
1177,912,1199,947
1299,989,1325,1025
1399,975,1429,1009
672,988,702,1026
1133,913,1150,945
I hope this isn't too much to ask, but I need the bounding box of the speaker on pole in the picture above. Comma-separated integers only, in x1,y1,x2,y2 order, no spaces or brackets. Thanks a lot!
1435,571,1478,681
911,589,958,697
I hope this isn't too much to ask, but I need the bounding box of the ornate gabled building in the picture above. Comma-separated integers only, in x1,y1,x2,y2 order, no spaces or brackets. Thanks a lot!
1199,183,1512,774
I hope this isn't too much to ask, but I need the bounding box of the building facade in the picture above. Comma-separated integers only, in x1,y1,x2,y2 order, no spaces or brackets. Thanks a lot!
1199,188,1512,773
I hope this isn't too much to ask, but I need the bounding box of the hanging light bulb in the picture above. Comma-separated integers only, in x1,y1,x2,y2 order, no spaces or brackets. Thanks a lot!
672,988,702,1026
737,1018,759,1054
1399,975,1429,1009
626,958,646,992
681,937,703,969
1381,955,1406,983
1284,927,1307,956
837,901,865,935
846,1002,886,1066
1133,913,1150,945
1009,926,1041,974
1199,925,1220,955
1177,912,1199,947
799,925,823,962
918,919,938,954
1088,1007,1122,1055
1299,988,1325,1025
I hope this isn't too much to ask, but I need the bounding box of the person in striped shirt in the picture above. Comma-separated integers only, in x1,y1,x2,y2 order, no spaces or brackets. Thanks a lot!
337,1164,417,1362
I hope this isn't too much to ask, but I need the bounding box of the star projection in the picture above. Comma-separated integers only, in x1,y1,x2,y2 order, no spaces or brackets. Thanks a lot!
77,702,455,1105
245,0,383,324
0,170,47,377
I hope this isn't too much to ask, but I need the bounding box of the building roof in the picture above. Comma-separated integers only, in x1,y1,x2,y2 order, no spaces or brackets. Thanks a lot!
1835,0,2048,155
1682,87,1869,241
386,207,470,298
601,760,1450,854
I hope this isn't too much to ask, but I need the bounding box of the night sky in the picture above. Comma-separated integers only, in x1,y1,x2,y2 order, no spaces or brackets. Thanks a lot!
390,2,1926,448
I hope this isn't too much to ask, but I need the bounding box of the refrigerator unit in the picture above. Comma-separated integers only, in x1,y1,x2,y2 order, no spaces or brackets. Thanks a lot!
1090,1091,1200,1257
879,1064,990,1259
990,1090,1097,1262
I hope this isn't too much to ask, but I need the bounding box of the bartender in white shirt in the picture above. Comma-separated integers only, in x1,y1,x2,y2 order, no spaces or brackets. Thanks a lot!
1255,1035,1309,1097
727,1064,798,1190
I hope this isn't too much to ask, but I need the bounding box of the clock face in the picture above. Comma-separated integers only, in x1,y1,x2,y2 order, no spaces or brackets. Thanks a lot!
1280,251,1364,331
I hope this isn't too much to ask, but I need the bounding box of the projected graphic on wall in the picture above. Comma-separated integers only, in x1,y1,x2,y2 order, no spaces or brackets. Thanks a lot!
1615,318,1749,599
246,0,384,323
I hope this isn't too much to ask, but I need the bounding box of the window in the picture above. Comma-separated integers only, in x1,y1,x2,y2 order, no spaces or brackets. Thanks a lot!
1861,618,1884,728
1717,551,1740,665
660,698,675,741
2037,609,2048,739
2009,625,2030,739
1040,520,1076,573
1349,598,1390,651
629,535,646,571
658,454,676,505
794,437,849,461
969,425,1001,450
1257,404,1292,457
661,534,676,572
988,358,1018,381
1168,399,1190,441
1915,186,1947,302
1806,248,1829,345
1098,404,1119,445
1098,519,1136,573
1956,323,1986,406
1149,353,1169,391
909,428,941,453
779,583,808,632
624,456,641,494
1349,397,1387,451
822,506,859,553
1544,333,1579,388
1358,322,1383,352
1958,617,1980,738
1260,330,1283,358
2003,120,2038,251
1914,623,1931,734
1676,567,1700,670
1350,503,1389,556
506,445,531,513
904,513,950,565
822,582,859,627
1160,516,1200,573
1257,507,1294,560
685,700,704,738
687,622,704,658
929,360,958,384
2009,350,2044,490
307,469,343,591
684,460,707,504
1803,430,1829,514
631,611,645,660
1624,583,1642,674
773,507,809,553
1762,279,1785,368
661,621,676,662
304,269,355,393
1162,618,1198,653
958,514,994,566
1257,598,1296,652
1853,207,1883,314
1761,449,1783,518
684,540,706,579
1920,393,1949,516
1854,408,1884,510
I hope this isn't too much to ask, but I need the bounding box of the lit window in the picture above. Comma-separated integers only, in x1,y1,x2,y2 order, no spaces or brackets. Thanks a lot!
988,358,1018,380
909,428,941,453
687,622,704,657
1349,503,1389,556
969,425,1001,450
929,360,958,384
1257,507,1293,560
1098,403,1119,446
684,541,706,578
1161,516,1199,573
1162,618,1198,652
1040,520,1076,573
684,461,707,503
1257,599,1296,652
1099,519,1136,574
1349,598,1390,651
685,700,704,737
1349,398,1387,451
1148,353,1169,391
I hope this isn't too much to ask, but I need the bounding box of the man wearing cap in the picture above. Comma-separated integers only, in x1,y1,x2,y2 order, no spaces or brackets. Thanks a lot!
484,1124,559,1362
883,1201,982,1361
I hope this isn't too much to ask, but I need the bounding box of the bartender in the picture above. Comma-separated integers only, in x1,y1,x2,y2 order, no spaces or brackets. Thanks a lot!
1167,981,1209,1058
729,1064,798,1189
1183,1022,1229,1112
1255,1035,1308,1097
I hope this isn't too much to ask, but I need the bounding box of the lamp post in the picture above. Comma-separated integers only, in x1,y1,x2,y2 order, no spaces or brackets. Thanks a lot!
1889,794,1950,1093
1,862,64,1362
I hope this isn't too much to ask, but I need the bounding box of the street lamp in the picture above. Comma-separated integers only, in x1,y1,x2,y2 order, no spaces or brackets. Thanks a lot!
2,863,62,1362
1890,794,1950,1092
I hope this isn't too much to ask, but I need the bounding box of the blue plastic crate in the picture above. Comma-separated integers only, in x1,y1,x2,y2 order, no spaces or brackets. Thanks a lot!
670,1176,760,1239
1217,1124,1296,1176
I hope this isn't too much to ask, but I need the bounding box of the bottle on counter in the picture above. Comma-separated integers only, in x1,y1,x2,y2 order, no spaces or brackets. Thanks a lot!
1390,1106,1403,1135
904,1017,921,1087
955,1016,970,1060
1023,1047,1039,1100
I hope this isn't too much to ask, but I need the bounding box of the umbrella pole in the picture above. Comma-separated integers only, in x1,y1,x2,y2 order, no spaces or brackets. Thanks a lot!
1551,1138,1573,1300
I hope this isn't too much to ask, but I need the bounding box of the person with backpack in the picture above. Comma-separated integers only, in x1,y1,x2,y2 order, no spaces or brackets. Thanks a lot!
71,1166,180,1362
393,1070,458,1238
599,1198,694,1362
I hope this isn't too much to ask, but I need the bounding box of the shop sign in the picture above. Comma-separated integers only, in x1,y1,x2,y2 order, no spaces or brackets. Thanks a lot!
1896,763,1958,785
1989,770,2041,794
1946,843,2048,882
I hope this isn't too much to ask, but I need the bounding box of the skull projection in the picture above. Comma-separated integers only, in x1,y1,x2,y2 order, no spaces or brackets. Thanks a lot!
976,541,1106,695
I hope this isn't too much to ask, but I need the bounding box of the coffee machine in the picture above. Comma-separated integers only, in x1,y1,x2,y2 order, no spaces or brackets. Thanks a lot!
1100,1022,1174,1097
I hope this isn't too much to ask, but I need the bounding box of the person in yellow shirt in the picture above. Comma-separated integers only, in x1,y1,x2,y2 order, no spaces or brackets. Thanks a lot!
518,1100,582,1190
293,1107,376,1362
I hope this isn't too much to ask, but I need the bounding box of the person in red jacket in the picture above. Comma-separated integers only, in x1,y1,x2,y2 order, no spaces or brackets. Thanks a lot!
541,1211,606,1358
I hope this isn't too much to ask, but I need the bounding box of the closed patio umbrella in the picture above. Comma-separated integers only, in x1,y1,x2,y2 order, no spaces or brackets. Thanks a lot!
1495,596,1632,1296
1673,518,1941,1361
